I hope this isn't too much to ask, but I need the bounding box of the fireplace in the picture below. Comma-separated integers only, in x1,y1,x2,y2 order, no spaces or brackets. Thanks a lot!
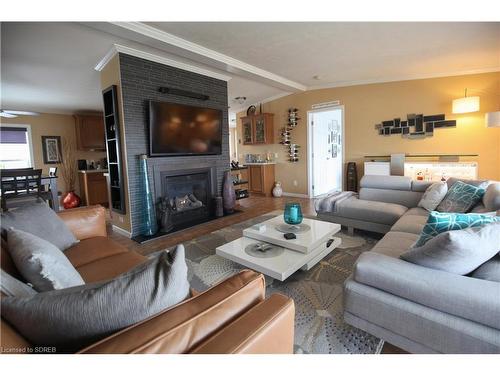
163,170,212,228
156,166,217,235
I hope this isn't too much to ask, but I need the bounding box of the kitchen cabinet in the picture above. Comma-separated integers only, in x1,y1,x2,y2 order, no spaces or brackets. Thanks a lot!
78,171,109,207
240,113,274,145
248,164,275,197
74,114,106,151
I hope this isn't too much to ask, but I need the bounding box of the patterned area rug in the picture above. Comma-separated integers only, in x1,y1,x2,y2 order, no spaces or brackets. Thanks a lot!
159,211,384,354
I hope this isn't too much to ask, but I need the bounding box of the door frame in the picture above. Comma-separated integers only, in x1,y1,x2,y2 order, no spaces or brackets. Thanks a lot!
307,105,345,198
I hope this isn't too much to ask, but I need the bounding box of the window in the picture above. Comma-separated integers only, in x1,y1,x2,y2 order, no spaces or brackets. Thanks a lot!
0,125,34,169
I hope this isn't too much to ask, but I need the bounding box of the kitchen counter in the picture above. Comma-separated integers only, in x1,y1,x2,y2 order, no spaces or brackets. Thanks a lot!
78,169,109,174
243,162,277,165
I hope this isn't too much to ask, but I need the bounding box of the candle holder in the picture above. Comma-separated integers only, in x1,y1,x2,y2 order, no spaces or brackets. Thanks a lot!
284,203,303,225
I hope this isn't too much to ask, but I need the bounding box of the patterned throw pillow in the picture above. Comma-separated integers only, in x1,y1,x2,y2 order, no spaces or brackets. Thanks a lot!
436,181,485,213
413,211,500,247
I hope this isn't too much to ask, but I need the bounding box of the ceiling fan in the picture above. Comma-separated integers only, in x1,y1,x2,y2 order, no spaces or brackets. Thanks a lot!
0,110,40,118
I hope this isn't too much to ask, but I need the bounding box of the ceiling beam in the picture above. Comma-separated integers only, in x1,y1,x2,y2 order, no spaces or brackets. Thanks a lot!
85,22,307,92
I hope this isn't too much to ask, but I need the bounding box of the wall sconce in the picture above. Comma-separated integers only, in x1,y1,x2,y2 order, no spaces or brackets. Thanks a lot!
452,88,480,114
485,111,500,128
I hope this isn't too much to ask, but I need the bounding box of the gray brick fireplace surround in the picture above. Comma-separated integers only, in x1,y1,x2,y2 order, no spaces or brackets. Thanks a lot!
118,53,230,236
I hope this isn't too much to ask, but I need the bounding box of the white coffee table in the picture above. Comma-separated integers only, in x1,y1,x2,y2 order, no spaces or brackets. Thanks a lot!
216,216,341,281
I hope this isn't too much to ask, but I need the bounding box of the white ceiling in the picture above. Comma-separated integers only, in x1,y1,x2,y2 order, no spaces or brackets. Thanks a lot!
147,22,500,87
1,22,499,115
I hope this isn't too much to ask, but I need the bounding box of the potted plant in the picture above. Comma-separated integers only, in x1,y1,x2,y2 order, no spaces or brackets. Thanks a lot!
59,137,81,209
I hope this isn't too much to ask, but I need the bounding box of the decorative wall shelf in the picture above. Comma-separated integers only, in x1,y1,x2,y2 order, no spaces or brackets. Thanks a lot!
280,108,300,162
375,113,456,139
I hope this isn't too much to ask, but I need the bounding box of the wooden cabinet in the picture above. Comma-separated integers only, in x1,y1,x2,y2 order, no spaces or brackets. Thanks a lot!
240,113,274,145
78,171,109,207
74,114,106,151
248,164,275,197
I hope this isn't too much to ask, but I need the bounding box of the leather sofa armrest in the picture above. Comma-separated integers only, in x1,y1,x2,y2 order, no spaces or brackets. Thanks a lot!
190,293,295,354
78,270,266,354
57,205,107,240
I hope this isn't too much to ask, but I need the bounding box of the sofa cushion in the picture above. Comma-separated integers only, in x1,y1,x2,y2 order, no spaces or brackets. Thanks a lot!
1,202,79,251
483,183,500,212
371,231,419,258
64,237,128,268
360,175,412,190
469,254,500,282
351,252,500,332
400,223,500,275
418,182,448,212
6,228,85,292
335,197,407,225
403,207,429,217
436,181,485,213
76,251,147,283
1,247,190,352
414,211,500,247
391,214,428,235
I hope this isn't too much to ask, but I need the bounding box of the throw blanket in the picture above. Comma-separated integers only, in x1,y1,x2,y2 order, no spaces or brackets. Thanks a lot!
314,191,357,213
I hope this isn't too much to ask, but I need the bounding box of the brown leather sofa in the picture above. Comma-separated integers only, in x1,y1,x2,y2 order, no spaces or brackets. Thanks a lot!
0,205,295,354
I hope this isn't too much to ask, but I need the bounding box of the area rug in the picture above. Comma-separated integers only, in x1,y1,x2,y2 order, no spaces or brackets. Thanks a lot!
155,211,384,354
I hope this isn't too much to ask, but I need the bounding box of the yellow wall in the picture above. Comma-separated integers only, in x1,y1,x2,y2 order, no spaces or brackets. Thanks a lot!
99,54,131,233
2,113,106,196
237,72,500,195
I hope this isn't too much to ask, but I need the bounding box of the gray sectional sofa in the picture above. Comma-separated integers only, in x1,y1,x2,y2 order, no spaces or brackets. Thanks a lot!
316,175,500,353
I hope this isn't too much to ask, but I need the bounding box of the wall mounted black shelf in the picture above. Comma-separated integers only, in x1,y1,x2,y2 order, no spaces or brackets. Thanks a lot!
102,85,126,214
158,86,209,101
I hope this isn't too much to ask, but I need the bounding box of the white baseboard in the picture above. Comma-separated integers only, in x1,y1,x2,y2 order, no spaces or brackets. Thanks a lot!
281,192,310,198
112,225,132,238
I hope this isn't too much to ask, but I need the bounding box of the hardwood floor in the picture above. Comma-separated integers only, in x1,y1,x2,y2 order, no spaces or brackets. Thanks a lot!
108,195,316,256
107,195,405,354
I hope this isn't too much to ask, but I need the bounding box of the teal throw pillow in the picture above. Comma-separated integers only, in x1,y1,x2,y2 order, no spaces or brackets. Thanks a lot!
436,180,485,213
414,211,500,247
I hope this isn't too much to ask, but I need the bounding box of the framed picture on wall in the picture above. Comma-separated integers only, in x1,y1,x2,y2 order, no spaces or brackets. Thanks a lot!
41,136,62,164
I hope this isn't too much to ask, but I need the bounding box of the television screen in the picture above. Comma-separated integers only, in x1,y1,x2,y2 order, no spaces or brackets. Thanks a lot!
149,101,223,156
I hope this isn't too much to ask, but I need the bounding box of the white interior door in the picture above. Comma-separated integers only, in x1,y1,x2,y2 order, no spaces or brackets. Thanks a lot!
309,107,343,197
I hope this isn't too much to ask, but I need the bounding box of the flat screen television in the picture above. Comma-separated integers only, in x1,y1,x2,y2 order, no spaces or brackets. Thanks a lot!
149,101,223,156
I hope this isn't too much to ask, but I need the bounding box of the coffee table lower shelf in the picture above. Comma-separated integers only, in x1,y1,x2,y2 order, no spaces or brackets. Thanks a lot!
216,236,341,281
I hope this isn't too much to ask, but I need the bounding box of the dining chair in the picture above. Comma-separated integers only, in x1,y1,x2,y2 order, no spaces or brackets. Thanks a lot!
0,168,53,211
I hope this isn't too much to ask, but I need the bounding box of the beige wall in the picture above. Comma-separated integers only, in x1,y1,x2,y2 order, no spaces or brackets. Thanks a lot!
237,72,500,195
2,113,106,196
100,54,131,233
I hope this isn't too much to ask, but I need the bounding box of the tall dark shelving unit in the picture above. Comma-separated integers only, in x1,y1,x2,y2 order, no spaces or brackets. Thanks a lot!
102,85,126,214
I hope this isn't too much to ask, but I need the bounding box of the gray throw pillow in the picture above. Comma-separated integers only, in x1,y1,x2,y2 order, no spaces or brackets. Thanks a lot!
1,202,79,250
418,182,448,212
401,223,500,275
1,246,190,352
0,269,37,297
6,228,85,292
469,254,500,282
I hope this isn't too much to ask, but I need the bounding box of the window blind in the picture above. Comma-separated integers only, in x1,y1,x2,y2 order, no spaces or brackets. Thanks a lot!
0,127,28,144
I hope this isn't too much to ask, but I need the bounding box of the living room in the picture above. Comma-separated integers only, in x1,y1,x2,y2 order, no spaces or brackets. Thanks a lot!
1,1,500,373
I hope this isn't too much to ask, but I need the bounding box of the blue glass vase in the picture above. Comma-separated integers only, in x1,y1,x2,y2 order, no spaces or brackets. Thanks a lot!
139,154,158,236
284,203,303,225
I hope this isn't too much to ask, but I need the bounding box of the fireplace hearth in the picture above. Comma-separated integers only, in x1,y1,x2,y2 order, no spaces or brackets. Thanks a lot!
132,165,239,244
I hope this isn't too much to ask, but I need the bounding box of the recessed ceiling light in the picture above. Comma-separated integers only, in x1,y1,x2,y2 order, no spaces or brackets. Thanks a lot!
234,96,247,104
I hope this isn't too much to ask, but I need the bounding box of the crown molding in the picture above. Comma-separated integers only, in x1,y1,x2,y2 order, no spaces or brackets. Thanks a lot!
95,44,233,82
306,67,500,91
94,22,307,92
229,91,293,114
